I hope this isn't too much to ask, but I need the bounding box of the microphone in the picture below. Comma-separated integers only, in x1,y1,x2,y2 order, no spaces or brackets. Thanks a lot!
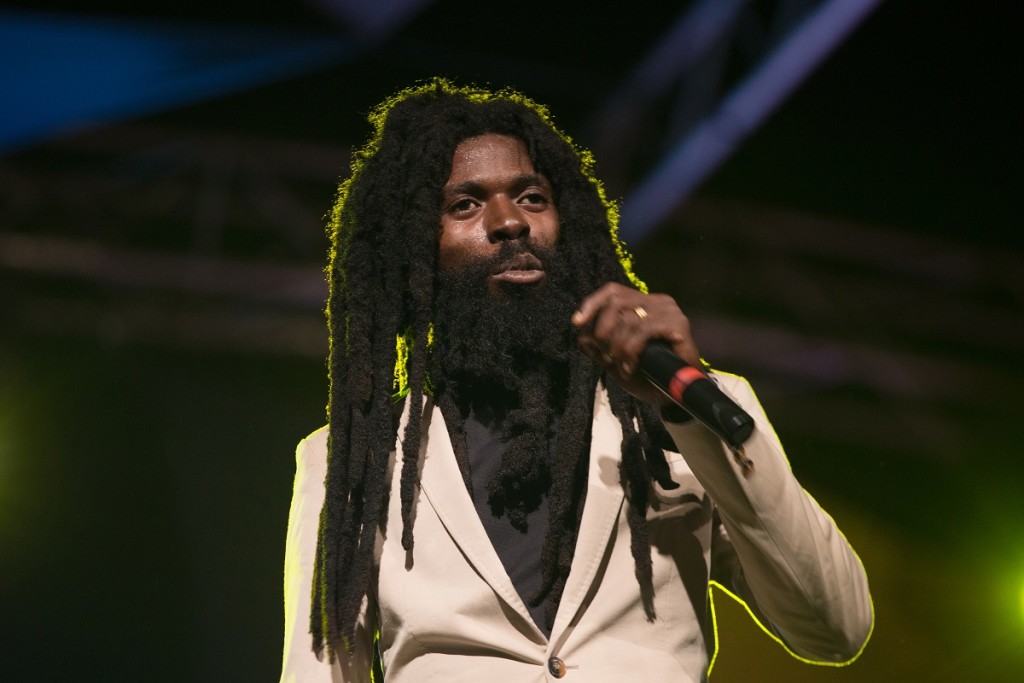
638,342,755,448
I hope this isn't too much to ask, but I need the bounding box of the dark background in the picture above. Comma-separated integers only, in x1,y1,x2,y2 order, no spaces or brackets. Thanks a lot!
0,1,1021,681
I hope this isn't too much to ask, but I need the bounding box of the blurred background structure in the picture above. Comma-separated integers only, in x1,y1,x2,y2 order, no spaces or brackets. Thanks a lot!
0,1,1020,681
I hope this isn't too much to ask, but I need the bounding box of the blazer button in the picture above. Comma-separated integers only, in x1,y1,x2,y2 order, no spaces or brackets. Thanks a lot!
548,656,567,678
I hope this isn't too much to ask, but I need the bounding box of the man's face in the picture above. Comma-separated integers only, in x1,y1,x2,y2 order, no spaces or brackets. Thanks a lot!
438,134,560,295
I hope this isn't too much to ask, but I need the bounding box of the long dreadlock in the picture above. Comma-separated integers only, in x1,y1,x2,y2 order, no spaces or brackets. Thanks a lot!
312,77,681,661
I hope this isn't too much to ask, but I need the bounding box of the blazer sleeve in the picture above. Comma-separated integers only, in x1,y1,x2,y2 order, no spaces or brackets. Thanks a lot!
280,428,376,683
662,373,873,663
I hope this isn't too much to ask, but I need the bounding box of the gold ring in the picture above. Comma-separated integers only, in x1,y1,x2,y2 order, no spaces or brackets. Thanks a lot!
633,306,648,321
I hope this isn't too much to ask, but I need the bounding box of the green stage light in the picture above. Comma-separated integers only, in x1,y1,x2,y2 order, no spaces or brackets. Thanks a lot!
1019,577,1024,628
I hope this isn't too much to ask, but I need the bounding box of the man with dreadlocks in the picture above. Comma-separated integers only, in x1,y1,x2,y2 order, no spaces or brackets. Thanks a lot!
280,79,872,682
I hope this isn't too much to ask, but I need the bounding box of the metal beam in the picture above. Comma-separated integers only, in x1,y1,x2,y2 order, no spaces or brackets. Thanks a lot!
619,0,884,242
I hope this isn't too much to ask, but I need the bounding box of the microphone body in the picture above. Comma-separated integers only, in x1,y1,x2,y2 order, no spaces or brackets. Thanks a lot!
638,342,755,448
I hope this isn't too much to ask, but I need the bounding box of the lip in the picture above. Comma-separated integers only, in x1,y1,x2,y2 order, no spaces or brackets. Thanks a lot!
490,253,545,285
491,268,545,284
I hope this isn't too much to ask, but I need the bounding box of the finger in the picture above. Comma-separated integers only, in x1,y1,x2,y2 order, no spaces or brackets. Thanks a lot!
602,306,652,375
571,282,629,329
612,318,655,376
576,317,629,376
617,295,698,372
574,328,606,366
590,293,630,350
588,291,653,365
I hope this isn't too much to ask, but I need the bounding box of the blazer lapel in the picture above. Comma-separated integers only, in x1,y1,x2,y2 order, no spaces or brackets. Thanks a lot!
416,398,544,637
549,386,625,642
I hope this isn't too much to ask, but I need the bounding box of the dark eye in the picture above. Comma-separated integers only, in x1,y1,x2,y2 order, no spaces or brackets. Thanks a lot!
520,191,549,206
448,198,476,214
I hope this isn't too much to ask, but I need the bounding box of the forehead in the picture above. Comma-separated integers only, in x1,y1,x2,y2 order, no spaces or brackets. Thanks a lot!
445,133,538,185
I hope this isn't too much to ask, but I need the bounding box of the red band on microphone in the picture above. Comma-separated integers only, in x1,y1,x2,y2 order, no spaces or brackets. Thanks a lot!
667,366,707,404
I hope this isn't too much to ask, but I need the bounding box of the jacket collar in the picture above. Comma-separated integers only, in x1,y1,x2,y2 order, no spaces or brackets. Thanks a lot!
416,386,626,643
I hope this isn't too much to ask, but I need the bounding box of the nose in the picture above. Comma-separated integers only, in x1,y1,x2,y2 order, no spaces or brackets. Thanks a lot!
485,197,529,242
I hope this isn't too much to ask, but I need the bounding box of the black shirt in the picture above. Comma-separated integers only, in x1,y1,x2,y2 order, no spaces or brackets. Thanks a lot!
464,411,554,638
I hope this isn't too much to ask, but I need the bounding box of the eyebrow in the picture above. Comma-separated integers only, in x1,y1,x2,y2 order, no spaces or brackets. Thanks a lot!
440,172,552,201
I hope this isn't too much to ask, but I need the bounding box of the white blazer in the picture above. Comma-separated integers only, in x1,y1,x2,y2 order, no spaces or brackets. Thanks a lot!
281,373,872,682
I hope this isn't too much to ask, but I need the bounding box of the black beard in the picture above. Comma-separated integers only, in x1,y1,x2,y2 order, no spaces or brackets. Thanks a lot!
433,241,581,528
433,241,579,404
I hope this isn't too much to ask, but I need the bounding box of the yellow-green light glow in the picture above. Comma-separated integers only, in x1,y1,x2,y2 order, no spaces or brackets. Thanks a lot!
1019,577,1024,629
